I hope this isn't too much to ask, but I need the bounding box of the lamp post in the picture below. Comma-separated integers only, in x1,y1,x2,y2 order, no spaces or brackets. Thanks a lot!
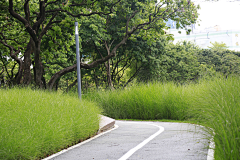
75,22,82,99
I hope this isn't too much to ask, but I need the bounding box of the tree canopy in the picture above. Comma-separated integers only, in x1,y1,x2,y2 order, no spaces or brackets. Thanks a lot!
0,0,200,90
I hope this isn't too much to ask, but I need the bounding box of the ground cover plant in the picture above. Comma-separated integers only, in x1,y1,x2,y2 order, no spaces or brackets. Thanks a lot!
83,76,240,160
0,88,101,160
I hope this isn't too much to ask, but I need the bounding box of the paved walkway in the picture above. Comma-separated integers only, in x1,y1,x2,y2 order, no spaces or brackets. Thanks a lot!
45,121,212,160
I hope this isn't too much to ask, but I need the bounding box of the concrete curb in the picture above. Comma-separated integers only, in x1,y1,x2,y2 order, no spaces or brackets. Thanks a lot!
98,115,115,133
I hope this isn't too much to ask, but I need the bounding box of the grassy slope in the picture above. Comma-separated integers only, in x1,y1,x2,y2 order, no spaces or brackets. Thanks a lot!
84,77,240,160
0,88,101,160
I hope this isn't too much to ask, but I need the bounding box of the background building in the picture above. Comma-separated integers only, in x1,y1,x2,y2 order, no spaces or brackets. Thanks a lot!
166,0,240,51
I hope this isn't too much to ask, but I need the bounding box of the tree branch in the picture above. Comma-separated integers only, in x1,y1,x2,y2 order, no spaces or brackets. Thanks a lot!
24,0,30,21
0,39,23,84
32,1,46,31
0,67,4,76
65,79,77,92
126,10,138,34
3,63,10,79
39,12,59,40
47,0,121,17
46,0,58,8
69,0,95,7
8,0,37,42
123,64,143,88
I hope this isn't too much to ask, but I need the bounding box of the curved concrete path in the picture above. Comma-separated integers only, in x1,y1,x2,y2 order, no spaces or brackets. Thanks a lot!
44,120,212,160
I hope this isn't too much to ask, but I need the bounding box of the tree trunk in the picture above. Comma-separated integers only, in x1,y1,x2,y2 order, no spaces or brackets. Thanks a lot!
93,69,99,89
55,78,59,91
10,52,23,85
34,42,43,88
23,39,33,85
14,63,23,85
105,60,114,89
66,79,78,93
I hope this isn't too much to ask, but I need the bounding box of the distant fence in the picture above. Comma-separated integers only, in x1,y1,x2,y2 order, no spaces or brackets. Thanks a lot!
170,29,240,51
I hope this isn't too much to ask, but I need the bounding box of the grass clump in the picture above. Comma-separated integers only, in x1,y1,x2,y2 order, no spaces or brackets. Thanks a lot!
190,77,240,160
84,82,190,120
0,88,101,160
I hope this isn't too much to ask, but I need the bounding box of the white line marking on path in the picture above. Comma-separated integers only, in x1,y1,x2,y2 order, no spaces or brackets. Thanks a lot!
42,125,119,160
118,122,164,160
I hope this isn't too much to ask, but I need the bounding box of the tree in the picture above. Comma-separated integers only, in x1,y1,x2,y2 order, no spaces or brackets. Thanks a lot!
0,0,120,88
220,53,240,77
66,0,200,89
207,41,228,52
136,40,201,83
0,0,30,85
197,48,240,78
127,36,169,83
1,0,200,90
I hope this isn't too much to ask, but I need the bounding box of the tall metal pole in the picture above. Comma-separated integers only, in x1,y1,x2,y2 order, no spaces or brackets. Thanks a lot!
75,22,82,99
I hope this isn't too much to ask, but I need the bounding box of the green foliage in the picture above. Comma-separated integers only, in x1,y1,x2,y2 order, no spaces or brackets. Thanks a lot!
134,40,240,84
159,41,201,83
84,82,190,120
132,37,168,82
207,41,228,52
135,40,201,83
0,88,101,160
189,76,240,160
0,0,200,89
197,49,240,77
70,39,240,91
0,49,20,87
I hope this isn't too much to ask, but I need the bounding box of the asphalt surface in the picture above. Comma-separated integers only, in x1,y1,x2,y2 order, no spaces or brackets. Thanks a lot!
47,120,211,160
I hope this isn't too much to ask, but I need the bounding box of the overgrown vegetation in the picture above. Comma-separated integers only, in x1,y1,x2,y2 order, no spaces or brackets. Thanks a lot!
191,77,240,160
0,88,101,160
83,76,240,160
84,82,189,120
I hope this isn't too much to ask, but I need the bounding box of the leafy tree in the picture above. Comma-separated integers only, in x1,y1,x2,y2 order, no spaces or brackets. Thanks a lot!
1,0,200,90
136,40,201,83
0,0,30,85
207,41,228,52
70,0,200,89
129,36,169,83
0,0,120,88
197,49,240,78
220,53,240,76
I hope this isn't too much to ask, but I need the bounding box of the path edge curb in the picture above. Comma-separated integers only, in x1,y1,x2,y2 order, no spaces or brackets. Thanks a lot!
42,115,116,160
98,115,116,134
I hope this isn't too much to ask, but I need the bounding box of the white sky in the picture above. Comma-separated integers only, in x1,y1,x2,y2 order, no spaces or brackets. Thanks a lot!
194,0,240,30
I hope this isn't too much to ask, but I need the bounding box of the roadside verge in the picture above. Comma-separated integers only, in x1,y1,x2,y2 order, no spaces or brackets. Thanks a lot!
42,115,116,160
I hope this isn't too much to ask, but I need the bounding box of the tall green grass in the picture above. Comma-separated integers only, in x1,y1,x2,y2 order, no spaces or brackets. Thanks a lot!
0,88,101,160
84,82,191,120
84,77,240,160
190,77,240,160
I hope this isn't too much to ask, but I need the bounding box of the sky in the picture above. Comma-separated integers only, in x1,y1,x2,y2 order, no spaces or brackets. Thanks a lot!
194,0,240,30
